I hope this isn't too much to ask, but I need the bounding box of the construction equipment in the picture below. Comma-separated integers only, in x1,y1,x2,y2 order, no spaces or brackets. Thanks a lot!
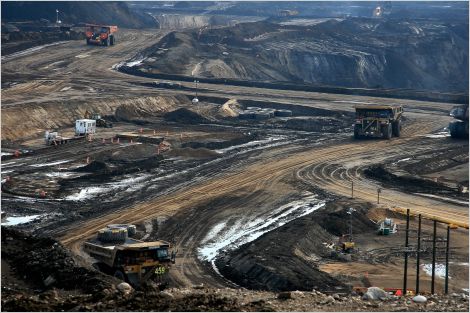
85,24,117,46
337,234,355,253
354,104,403,139
449,104,468,139
377,218,397,235
85,111,113,128
84,224,176,288
336,207,356,253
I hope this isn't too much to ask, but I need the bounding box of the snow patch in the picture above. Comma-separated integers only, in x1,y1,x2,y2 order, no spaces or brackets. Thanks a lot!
198,193,325,263
30,160,71,168
422,263,449,279
424,131,450,139
2,214,42,226
1,41,68,61
64,174,152,200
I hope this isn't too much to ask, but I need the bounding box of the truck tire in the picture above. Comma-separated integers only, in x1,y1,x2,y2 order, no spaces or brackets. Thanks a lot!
114,270,127,282
86,38,90,45
107,224,137,237
392,120,401,137
110,35,115,45
103,37,109,46
354,124,361,139
97,227,128,243
382,124,392,139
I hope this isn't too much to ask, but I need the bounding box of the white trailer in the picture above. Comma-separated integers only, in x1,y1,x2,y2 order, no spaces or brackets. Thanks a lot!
75,119,96,136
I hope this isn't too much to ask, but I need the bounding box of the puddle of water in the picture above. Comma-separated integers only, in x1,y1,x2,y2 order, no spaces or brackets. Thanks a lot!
2,214,41,226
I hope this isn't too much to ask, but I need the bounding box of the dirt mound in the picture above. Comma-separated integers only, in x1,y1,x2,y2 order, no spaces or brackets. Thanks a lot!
218,99,241,118
2,2,155,28
163,108,209,124
364,165,457,196
167,147,221,159
1,96,185,141
115,96,185,122
215,201,376,292
73,160,109,174
1,228,115,294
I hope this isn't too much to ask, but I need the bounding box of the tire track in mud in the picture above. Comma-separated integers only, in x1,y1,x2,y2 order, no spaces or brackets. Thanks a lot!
295,118,468,225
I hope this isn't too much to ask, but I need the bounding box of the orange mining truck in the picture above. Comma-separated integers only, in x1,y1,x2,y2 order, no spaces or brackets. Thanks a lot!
85,24,117,46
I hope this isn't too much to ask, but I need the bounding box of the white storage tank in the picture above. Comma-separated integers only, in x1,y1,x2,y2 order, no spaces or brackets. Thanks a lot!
75,119,96,136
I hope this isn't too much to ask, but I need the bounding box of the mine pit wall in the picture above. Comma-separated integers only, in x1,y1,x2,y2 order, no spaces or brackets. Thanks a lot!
119,66,469,104
0,95,188,141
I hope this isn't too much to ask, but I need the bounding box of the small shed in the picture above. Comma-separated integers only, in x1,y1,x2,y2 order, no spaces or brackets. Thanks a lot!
75,119,96,136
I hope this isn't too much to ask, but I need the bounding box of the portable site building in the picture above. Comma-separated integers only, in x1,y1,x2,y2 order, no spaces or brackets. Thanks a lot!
75,119,96,136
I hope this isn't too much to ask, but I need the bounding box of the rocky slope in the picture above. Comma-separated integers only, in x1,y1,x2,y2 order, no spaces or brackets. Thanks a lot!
134,18,468,93
1,1,155,28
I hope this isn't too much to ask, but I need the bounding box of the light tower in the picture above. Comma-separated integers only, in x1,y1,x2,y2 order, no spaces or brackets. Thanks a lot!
192,79,199,104
56,9,62,24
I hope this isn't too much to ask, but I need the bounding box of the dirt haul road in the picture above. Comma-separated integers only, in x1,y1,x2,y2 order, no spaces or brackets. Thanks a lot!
2,29,467,289
59,119,468,288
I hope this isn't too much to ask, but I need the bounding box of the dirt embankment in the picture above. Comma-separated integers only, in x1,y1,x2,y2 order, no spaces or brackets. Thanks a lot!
364,144,469,199
215,201,376,293
1,95,188,141
130,18,468,95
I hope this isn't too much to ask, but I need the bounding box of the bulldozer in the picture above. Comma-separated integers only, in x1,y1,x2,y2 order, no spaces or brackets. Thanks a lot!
449,104,468,139
337,234,355,253
84,224,176,288
84,110,113,128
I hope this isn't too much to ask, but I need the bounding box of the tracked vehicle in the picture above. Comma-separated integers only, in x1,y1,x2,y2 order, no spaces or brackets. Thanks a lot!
354,104,403,139
84,224,176,288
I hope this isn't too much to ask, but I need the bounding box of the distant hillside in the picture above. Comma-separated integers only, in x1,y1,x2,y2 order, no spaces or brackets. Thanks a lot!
1,1,156,28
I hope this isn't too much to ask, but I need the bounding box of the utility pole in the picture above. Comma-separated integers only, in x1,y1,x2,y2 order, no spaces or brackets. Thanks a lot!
445,225,450,294
403,208,410,295
377,188,382,204
431,220,437,294
416,214,422,294
351,180,354,199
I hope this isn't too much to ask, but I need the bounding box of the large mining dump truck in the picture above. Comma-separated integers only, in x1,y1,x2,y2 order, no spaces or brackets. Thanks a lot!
84,224,176,288
85,24,117,46
449,104,469,139
354,104,403,139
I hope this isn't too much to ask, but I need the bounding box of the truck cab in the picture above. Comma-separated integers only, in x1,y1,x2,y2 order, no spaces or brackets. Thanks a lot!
354,105,403,139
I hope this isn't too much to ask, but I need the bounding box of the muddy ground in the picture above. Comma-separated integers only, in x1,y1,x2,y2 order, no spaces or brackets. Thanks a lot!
1,26,469,312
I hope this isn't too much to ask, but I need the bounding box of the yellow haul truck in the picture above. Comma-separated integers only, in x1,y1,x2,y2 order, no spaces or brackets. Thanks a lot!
84,224,176,288
354,104,403,139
